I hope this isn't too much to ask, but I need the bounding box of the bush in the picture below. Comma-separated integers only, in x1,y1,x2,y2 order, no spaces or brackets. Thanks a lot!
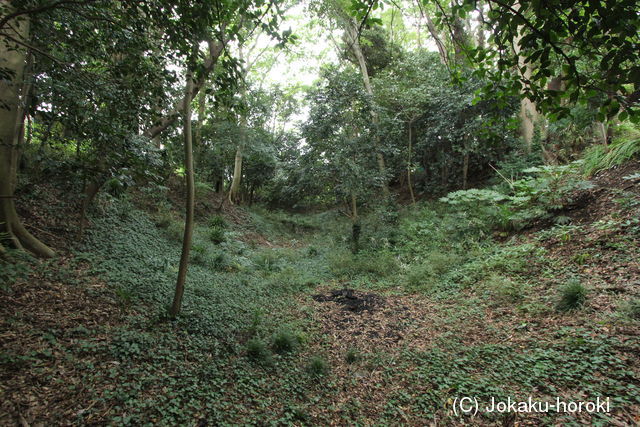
153,210,173,229
195,181,214,199
306,356,329,377
405,263,437,291
252,250,281,272
165,220,184,242
557,278,587,312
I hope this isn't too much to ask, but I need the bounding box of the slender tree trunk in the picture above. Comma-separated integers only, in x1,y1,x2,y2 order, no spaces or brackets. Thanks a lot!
170,69,195,319
476,8,486,49
462,153,469,189
415,0,449,68
598,122,608,145
228,116,245,204
228,48,247,205
0,12,54,257
513,2,539,152
407,121,416,204
350,193,360,254
78,180,103,240
344,21,389,197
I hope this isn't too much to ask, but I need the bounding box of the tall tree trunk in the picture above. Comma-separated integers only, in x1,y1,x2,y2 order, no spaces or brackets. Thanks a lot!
228,108,246,204
350,193,361,254
513,2,540,152
462,153,469,189
415,0,449,68
0,12,54,257
476,8,486,48
170,68,195,319
407,121,416,204
452,16,469,65
344,21,389,197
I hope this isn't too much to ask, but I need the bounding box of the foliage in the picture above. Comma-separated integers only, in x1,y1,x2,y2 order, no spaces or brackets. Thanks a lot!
328,248,399,279
451,0,640,121
440,162,593,230
0,249,31,289
583,123,640,176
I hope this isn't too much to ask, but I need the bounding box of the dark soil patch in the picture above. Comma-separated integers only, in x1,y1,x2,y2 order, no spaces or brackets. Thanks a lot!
312,288,383,313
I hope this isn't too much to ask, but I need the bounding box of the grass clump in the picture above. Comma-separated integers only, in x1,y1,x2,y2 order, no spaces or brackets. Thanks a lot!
208,226,226,244
153,210,173,229
583,123,640,177
306,355,329,378
190,243,209,266
622,298,640,320
165,220,184,242
557,278,587,312
345,348,360,364
404,251,461,291
252,250,281,272
271,330,299,354
246,338,272,365
487,274,524,304
209,214,228,229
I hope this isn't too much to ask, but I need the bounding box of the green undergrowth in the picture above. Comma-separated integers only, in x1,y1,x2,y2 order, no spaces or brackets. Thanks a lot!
11,157,638,424
383,329,640,424
71,195,332,424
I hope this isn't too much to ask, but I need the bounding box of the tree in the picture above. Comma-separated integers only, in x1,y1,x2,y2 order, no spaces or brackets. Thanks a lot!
170,66,194,319
0,5,54,257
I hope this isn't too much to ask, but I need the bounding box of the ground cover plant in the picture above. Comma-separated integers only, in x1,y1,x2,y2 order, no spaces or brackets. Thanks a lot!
1,0,639,424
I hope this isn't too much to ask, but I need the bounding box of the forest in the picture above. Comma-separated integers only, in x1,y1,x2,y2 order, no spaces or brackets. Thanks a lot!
1,0,639,424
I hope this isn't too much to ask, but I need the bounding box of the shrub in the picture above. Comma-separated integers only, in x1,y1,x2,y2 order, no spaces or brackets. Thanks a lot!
252,250,281,272
306,356,329,377
405,263,436,291
195,181,214,199
210,251,229,271
271,330,298,354
557,278,587,312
